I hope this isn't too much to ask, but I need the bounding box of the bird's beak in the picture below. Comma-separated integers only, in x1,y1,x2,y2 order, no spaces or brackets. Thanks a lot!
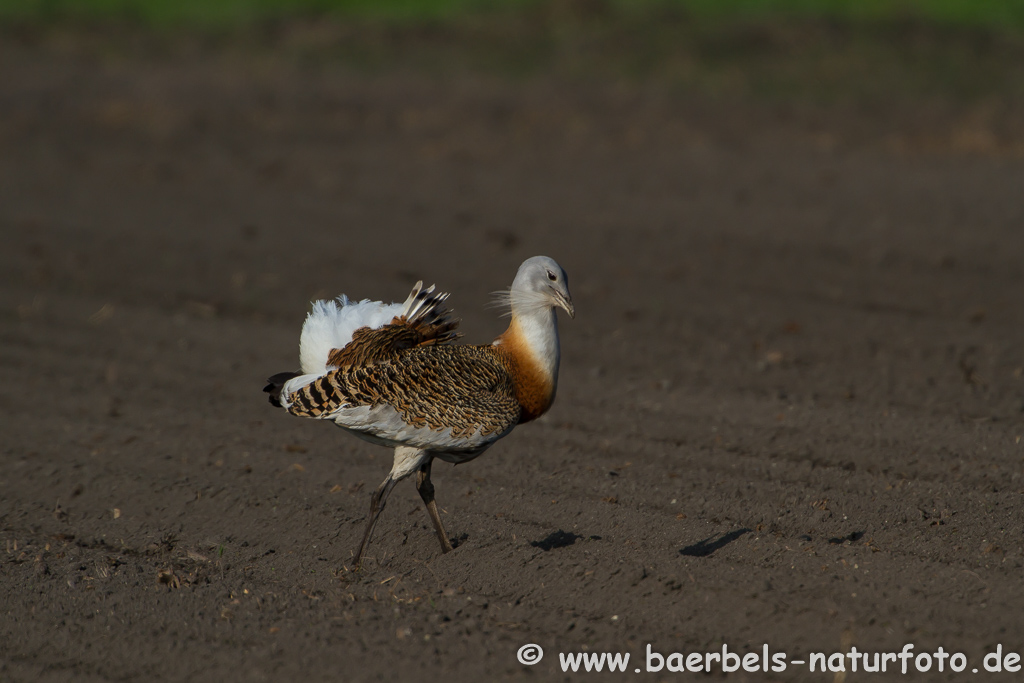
554,291,575,319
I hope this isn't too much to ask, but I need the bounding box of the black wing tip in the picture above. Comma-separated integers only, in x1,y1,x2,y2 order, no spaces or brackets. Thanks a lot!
264,371,300,407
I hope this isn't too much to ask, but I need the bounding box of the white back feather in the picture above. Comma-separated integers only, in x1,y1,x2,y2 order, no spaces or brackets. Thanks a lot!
298,295,405,375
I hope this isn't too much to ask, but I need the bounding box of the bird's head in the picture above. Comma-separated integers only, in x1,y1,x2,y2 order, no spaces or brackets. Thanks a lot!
508,256,575,319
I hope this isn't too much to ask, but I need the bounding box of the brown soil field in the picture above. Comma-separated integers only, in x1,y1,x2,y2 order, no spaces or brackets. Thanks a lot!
2,26,1024,682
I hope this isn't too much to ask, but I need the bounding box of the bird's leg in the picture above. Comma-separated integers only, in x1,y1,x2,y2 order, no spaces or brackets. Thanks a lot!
353,446,429,570
416,457,454,554
353,475,398,570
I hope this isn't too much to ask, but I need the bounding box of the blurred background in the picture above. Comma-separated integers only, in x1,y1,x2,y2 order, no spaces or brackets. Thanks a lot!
5,0,1024,332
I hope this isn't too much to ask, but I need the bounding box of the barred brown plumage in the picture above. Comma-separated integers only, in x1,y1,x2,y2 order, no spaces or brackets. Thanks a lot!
264,257,574,570
288,345,520,439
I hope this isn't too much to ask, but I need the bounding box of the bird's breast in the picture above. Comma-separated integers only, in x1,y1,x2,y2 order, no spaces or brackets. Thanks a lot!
493,322,557,423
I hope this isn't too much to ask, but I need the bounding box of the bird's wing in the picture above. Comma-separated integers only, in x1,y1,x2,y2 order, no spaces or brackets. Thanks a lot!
326,281,461,369
287,345,521,447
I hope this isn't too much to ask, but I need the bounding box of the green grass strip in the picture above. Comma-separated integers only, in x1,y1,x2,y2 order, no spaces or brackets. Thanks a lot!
3,0,1024,29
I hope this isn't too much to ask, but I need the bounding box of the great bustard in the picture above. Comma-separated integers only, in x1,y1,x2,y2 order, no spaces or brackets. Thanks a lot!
265,256,574,569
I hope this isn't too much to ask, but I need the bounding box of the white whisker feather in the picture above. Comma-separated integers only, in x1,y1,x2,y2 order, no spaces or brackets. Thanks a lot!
488,288,557,318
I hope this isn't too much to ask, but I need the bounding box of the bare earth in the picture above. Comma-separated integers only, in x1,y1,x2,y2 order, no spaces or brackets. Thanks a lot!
2,33,1024,682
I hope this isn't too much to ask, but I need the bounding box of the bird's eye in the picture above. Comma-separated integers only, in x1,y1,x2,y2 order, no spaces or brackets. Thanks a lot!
547,271,557,281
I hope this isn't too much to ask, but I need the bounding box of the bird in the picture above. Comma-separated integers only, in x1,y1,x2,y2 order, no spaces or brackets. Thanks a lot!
264,256,574,569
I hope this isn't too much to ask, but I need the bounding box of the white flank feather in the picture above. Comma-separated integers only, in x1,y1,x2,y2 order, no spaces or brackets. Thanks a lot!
298,295,405,375
330,404,500,458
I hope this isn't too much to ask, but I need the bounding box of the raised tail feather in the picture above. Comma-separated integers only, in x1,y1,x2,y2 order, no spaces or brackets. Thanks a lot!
395,281,461,345
324,282,461,369
276,281,462,415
